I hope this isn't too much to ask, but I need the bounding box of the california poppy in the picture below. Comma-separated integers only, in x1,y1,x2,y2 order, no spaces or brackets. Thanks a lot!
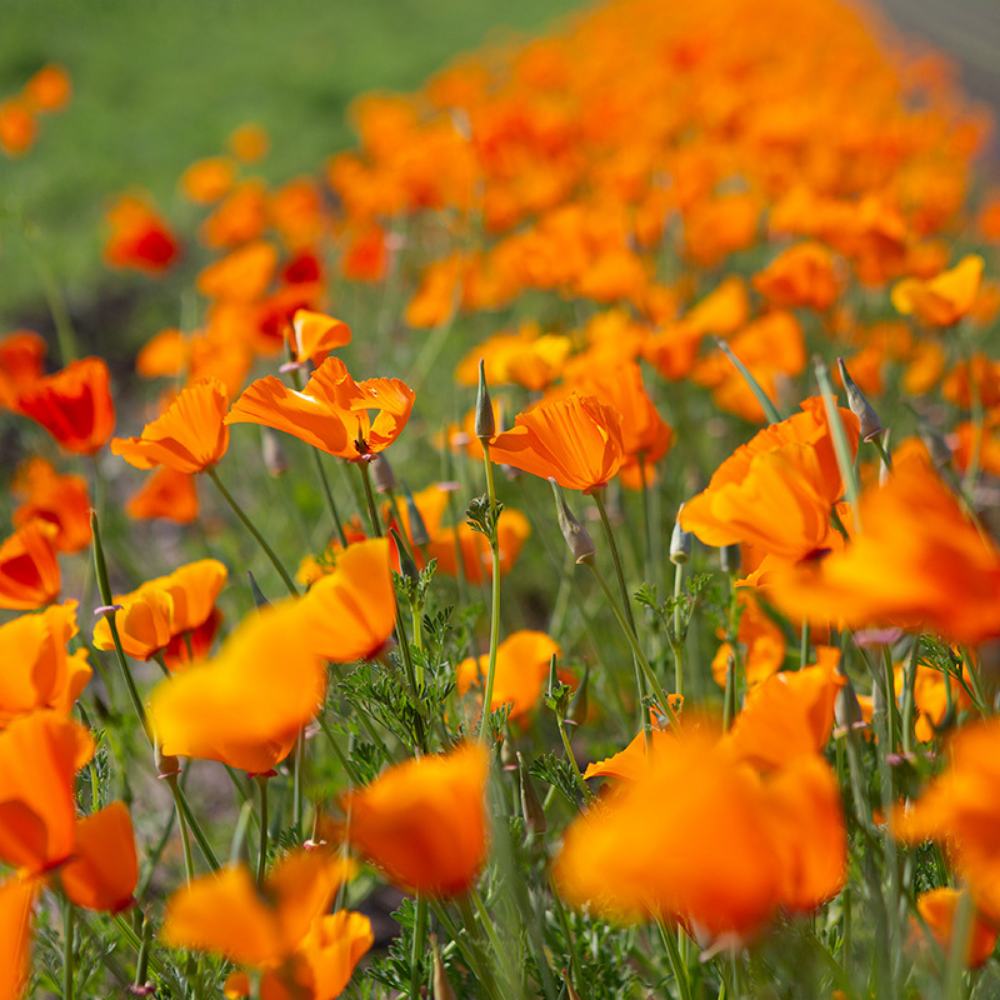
125,466,200,524
891,255,985,327
0,330,46,411
343,742,490,897
227,357,415,460
17,357,116,455
196,240,278,303
180,156,236,204
104,194,180,274
111,378,230,474
60,801,138,914
290,310,352,366
753,242,842,312
23,65,71,113
488,393,625,493
0,876,37,1000
910,889,997,968
429,509,532,584
0,99,35,157
0,520,61,611
11,458,92,554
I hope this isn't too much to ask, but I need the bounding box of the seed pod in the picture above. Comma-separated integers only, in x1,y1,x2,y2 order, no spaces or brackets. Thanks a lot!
475,359,495,440
370,453,397,493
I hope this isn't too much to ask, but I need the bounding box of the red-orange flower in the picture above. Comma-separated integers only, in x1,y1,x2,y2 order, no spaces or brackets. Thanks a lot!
488,393,625,493
0,330,46,411
227,357,415,460
11,458,92,554
105,193,180,274
343,743,490,897
0,521,61,611
111,378,230,474
16,357,115,455
125,467,200,524
23,65,71,113
60,801,138,914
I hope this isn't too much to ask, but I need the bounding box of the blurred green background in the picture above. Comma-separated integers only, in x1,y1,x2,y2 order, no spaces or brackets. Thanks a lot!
0,0,584,340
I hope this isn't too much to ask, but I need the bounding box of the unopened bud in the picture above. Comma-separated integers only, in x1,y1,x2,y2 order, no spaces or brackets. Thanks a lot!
566,661,589,728
431,934,458,1000
565,973,584,1000
390,528,419,584
517,752,547,834
838,358,882,442
403,483,431,547
260,427,288,477
720,543,741,574
834,677,863,730
920,426,952,469
550,479,596,565
670,521,692,565
370,453,396,493
475,359,495,440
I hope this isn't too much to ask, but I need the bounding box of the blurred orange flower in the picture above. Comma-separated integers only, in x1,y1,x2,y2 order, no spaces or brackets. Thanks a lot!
0,330,46,412
17,357,116,455
753,242,842,312
60,801,138,914
910,888,997,968
111,378,230,474
891,255,985,327
105,194,180,274
0,520,61,611
23,65,71,113
227,357,415,460
180,156,236,204
11,458,91,554
0,875,37,1000
429,508,532,585
126,467,200,524
488,394,624,493
0,99,35,157
343,743,490,897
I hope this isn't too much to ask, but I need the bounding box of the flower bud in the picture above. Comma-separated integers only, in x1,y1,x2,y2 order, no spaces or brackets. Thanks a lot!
390,528,419,585
834,676,864,730
260,426,288,477
566,661,589,728
838,358,882,442
720,543,741,574
517,752,547,834
475,359,495,440
432,934,458,1000
370,453,396,493
670,520,692,565
550,479,596,565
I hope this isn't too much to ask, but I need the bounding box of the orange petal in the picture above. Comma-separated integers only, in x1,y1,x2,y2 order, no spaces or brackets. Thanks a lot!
61,801,138,913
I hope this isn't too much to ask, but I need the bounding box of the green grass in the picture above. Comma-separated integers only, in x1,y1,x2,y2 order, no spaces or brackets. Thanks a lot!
0,0,584,330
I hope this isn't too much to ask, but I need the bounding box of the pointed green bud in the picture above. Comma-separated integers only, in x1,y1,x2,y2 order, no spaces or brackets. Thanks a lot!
566,660,589,728
720,543,741,574
920,425,952,469
670,520,692,565
550,479,596,565
837,358,882,442
390,527,419,585
260,426,288,477
370,453,396,493
432,934,458,1000
403,482,431,547
475,359,495,440
247,571,271,609
517,752,547,834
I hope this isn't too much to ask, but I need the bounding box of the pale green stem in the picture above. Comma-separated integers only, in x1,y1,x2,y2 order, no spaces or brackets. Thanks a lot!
479,442,502,744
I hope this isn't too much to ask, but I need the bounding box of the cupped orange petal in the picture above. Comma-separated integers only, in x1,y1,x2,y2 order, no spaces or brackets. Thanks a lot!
291,310,352,365
299,910,374,1000
0,520,61,611
60,801,138,913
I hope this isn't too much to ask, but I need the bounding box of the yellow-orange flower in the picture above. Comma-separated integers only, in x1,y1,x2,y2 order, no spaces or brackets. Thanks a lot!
488,393,624,493
343,743,490,897
227,357,415,460
891,255,985,327
111,378,230,474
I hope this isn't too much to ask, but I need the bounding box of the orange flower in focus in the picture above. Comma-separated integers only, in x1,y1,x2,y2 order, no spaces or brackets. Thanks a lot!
457,631,560,723
770,453,1000,645
111,378,230,474
753,242,842,312
149,604,326,773
910,889,997,968
163,851,370,1000
0,330,46,411
60,801,138,913
0,711,95,873
0,99,35,157
105,194,180,274
180,156,236,204
126,467,200,524
0,521,61,611
680,397,858,561
227,357,415,460
488,394,624,493
17,357,115,455
0,602,91,727
23,65,71,112
343,743,490,897
297,539,396,663
891,255,985,327
93,558,227,663
291,310,352,366
11,458,91,553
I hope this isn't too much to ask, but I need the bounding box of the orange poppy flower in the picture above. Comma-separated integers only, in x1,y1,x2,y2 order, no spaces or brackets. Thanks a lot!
111,378,230,474
0,520,61,611
0,99,35,157
163,850,369,1000
0,875,37,1000
0,330,46,411
710,590,786,689
23,65,71,113
200,179,268,249
679,397,858,561
196,240,278,302
456,631,560,723
455,323,572,391
229,122,270,163
104,193,180,274
126,467,200,524
296,538,397,663
0,602,91,728
753,242,842,312
429,509,532,585
290,310,353,366
226,357,415,460
488,393,625,493
11,458,92,554
180,156,236,204
893,660,974,744
582,717,678,784
148,603,327,773
769,452,1000,645
0,711,95,874
891,255,985,327
343,743,490,897
910,889,998,968
60,801,138,914
16,357,116,455
93,558,227,663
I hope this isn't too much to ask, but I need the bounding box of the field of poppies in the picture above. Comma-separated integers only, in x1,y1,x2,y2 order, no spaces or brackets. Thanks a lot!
2,0,1000,997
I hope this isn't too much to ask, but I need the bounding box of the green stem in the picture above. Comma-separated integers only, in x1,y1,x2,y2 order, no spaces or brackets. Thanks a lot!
479,442,502,744
207,468,298,596
672,558,685,697
944,888,974,999
312,448,350,548
410,896,428,1000
557,715,596,803
656,917,692,1000
166,775,195,885
800,619,811,669
63,897,75,1000
901,638,920,755
255,776,269,886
